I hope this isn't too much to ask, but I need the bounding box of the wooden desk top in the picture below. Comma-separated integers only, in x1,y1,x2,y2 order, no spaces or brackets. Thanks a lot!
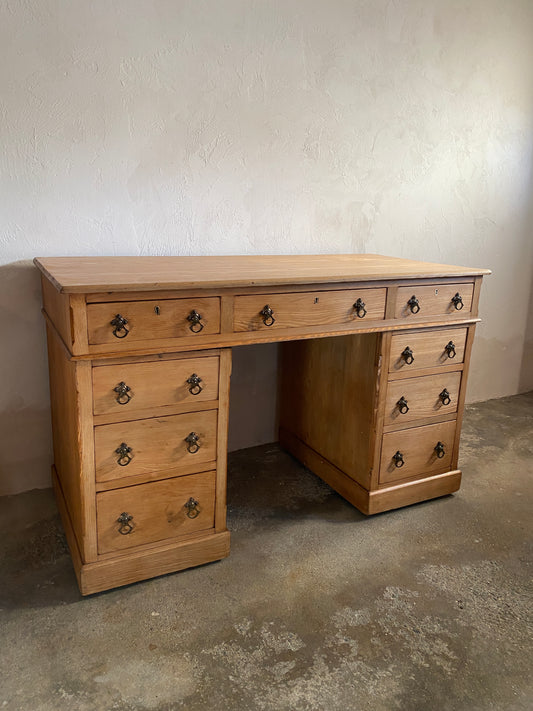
34,254,490,294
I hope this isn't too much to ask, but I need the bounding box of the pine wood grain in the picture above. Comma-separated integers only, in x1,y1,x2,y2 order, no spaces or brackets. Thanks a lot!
94,410,218,483
379,420,457,485
395,283,474,319
215,349,232,533
34,254,491,294
383,371,462,425
280,333,379,489
389,327,468,372
367,470,462,514
80,531,230,595
87,297,220,345
96,470,216,554
46,325,97,562
234,288,386,332
92,355,220,416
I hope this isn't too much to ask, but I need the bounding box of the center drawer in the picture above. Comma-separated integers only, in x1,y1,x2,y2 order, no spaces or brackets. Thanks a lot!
92,355,220,416
97,470,216,554
94,410,218,483
233,288,386,332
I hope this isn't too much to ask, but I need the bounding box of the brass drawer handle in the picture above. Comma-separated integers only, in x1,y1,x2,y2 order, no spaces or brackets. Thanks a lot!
115,442,133,466
110,314,129,338
117,512,134,535
353,298,367,318
184,497,200,519
260,304,275,326
187,373,203,395
401,346,414,364
393,451,405,468
444,341,456,359
185,431,200,454
407,295,420,314
114,381,131,405
434,441,446,458
187,310,204,333
451,293,464,310
439,388,451,406
397,396,409,414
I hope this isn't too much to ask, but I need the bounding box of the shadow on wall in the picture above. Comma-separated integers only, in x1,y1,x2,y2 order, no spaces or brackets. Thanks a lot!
518,270,533,393
0,261,52,495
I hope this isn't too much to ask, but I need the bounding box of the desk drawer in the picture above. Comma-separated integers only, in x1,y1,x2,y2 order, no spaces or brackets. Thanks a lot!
93,356,220,416
389,328,467,373
233,288,386,332
395,283,473,319
379,420,456,485
97,470,216,554
94,410,217,484
87,298,220,345
384,372,461,425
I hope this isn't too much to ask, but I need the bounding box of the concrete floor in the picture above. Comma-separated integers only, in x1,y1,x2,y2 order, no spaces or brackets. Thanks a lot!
1,392,532,711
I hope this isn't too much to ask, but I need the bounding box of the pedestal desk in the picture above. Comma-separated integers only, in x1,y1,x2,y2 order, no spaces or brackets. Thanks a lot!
35,255,490,595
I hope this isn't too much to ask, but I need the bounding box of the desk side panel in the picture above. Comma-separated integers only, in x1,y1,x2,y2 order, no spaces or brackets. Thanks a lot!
41,275,72,349
279,334,380,489
46,325,97,562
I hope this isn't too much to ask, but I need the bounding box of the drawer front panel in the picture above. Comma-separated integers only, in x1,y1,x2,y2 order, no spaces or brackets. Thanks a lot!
384,372,462,425
389,328,468,373
87,298,220,345
94,410,217,483
97,470,216,554
233,288,387,332
395,283,474,319
379,420,456,484
93,356,220,416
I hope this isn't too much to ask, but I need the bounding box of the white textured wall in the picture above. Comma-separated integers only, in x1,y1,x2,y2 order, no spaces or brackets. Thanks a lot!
1,0,532,494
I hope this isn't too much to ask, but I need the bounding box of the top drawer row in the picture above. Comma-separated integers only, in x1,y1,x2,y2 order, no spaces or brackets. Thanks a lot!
85,282,474,346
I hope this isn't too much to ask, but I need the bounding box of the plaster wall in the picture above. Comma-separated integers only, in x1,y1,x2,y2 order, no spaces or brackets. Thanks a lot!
1,0,532,494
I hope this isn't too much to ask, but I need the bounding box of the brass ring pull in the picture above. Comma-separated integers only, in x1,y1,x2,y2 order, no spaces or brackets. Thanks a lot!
439,388,451,406
187,373,203,395
401,346,414,364
115,442,132,466
117,512,133,535
260,305,275,326
184,497,200,519
110,314,129,338
451,293,464,310
434,441,446,459
187,310,204,333
407,295,420,314
393,451,405,468
397,396,409,414
444,341,456,359
114,381,131,405
185,432,200,454
353,298,367,318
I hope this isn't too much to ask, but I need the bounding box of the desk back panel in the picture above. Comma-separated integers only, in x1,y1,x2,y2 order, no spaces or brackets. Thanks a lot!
280,333,379,490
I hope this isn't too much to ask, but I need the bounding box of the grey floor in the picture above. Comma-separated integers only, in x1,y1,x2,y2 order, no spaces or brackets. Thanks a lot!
1,393,532,711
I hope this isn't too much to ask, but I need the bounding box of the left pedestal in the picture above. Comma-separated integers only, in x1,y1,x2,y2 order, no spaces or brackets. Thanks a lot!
44,314,231,595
